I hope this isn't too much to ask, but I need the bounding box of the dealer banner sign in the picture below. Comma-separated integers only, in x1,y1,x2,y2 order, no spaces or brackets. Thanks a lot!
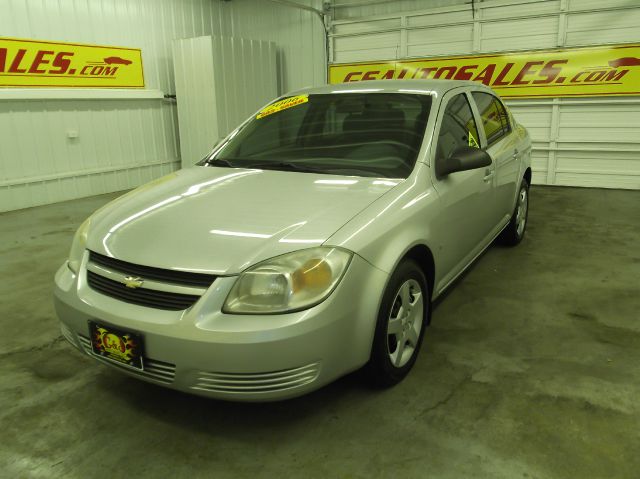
329,44,640,98
0,37,144,88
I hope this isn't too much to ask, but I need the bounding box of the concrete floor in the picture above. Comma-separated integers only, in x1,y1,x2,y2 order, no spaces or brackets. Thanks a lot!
1,186,639,478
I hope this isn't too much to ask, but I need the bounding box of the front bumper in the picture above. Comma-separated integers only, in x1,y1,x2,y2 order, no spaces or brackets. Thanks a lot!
54,253,388,401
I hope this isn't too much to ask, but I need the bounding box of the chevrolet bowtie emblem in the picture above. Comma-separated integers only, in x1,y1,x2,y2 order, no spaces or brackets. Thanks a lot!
123,276,144,289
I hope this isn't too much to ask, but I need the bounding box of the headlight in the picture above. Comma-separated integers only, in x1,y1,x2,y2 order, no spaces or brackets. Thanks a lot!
67,218,90,273
223,247,353,314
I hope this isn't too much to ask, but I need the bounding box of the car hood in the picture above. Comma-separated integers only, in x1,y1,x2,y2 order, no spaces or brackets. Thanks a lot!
86,166,400,275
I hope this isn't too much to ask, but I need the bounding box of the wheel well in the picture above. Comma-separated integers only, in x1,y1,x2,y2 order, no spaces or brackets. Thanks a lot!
404,244,435,299
524,167,532,186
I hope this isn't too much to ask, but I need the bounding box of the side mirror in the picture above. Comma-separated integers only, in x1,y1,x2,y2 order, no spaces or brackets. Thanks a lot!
436,146,492,177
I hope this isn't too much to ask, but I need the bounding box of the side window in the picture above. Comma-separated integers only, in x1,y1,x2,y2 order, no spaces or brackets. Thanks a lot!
471,92,511,146
436,93,480,165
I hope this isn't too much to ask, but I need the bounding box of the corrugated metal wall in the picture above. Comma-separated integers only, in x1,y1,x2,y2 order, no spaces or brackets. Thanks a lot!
328,0,640,189
0,0,325,212
173,35,278,167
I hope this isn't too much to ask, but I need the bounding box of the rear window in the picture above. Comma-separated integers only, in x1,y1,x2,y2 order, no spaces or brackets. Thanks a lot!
472,92,510,146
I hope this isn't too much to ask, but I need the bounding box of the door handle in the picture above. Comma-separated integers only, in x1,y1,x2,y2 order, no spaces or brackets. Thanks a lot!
513,149,519,160
483,168,494,182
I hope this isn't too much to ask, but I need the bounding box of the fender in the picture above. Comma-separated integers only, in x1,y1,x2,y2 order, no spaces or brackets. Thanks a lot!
326,163,444,286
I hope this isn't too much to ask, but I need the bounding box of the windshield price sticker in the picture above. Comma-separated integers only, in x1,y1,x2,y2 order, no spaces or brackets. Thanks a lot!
257,94,309,119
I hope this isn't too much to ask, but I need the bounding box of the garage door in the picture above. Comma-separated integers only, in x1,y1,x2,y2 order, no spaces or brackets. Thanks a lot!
328,0,640,189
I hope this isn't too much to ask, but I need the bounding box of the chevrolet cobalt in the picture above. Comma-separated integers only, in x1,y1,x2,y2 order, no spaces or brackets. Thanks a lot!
54,80,531,401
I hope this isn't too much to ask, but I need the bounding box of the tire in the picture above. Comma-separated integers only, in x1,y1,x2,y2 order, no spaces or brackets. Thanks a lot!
498,178,529,246
365,259,430,387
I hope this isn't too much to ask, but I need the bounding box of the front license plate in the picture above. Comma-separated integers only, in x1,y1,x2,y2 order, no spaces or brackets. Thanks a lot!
89,321,144,370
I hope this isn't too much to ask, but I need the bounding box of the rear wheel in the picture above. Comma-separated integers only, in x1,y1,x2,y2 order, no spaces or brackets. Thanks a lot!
499,178,529,246
366,259,429,387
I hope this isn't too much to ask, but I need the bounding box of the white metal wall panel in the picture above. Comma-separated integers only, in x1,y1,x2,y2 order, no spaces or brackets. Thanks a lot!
334,31,401,63
480,17,559,52
173,35,278,167
330,0,468,21
554,152,640,189
406,9,473,57
408,24,473,57
172,37,218,169
480,0,561,19
507,105,552,144
408,9,473,27
559,104,639,144
565,0,640,46
0,0,325,212
333,17,401,35
0,99,178,212
211,36,278,138
329,0,640,189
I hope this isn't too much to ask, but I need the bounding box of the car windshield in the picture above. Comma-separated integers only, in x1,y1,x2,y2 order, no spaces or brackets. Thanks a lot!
202,93,432,178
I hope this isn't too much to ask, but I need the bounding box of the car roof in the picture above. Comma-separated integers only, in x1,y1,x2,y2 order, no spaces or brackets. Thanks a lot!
287,79,489,97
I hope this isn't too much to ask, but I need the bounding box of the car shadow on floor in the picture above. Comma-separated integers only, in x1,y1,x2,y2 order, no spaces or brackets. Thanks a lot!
431,240,498,314
91,366,382,435
90,239,509,434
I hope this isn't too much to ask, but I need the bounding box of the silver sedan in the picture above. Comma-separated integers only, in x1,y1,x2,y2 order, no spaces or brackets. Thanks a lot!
54,79,531,401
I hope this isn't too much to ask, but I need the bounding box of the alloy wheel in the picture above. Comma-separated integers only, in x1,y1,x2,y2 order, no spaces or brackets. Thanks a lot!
516,187,528,237
386,279,424,368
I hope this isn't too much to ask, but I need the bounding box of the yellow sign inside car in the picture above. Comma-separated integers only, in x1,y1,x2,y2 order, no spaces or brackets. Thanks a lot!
468,132,479,148
257,94,309,119
0,37,144,88
329,43,640,98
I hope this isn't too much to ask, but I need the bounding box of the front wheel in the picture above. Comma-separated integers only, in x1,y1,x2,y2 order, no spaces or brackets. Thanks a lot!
365,259,429,387
498,178,529,246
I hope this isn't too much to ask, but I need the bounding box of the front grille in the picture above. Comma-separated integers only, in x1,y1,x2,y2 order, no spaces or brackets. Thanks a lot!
89,251,216,288
78,335,176,384
191,363,321,394
87,270,200,311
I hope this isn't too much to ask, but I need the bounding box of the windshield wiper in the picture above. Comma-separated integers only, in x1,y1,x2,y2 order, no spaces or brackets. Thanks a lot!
245,161,324,173
205,158,323,174
204,158,237,168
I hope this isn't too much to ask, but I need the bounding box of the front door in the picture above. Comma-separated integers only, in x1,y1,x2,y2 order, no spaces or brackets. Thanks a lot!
430,90,496,294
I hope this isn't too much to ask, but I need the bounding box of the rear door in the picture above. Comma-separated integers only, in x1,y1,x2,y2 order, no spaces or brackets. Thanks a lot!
470,91,521,226
429,89,496,292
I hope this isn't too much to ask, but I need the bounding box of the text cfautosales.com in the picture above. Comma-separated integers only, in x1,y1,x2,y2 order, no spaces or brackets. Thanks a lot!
340,59,630,86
